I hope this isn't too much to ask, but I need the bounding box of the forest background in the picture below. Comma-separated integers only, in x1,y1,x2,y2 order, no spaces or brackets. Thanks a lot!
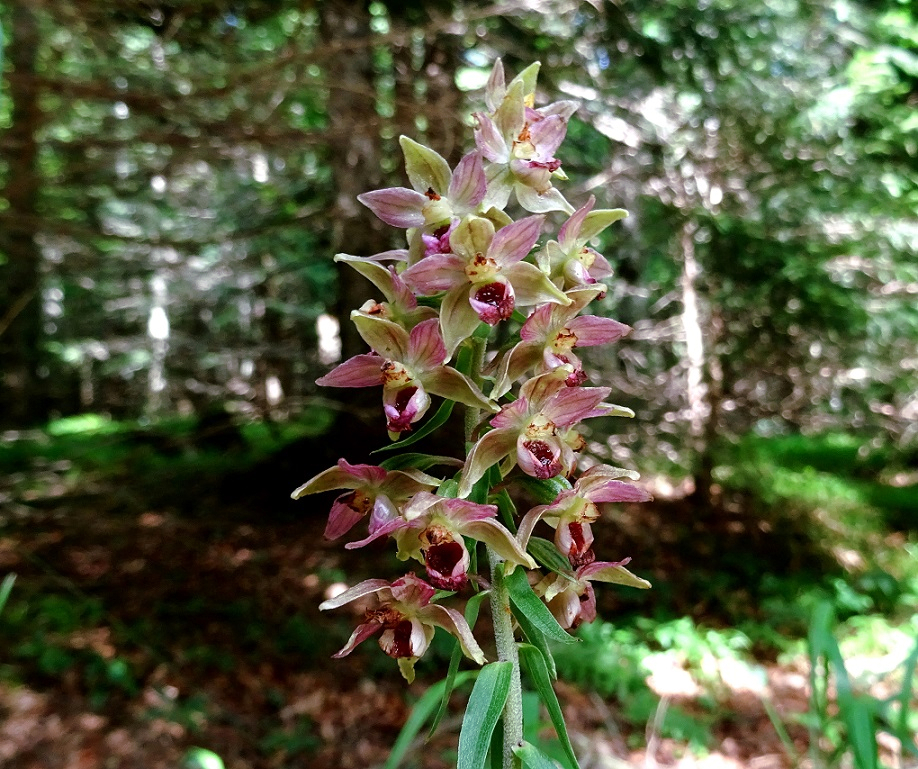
0,1,916,768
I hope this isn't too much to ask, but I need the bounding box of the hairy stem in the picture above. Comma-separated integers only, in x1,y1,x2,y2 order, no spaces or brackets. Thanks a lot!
464,333,522,769
489,550,524,769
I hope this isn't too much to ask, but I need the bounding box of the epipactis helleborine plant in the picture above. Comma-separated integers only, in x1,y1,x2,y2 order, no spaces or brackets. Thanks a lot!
294,59,652,769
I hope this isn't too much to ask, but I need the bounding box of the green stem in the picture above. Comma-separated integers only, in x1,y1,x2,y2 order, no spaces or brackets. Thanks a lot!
489,550,524,769
464,333,522,769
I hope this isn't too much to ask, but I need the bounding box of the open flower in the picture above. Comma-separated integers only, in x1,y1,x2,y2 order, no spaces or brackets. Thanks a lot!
290,459,440,540
535,195,627,290
488,285,631,398
473,60,578,214
357,138,487,230
517,465,652,568
403,214,569,355
319,573,486,682
459,369,613,497
346,491,535,590
316,316,496,439
535,558,652,629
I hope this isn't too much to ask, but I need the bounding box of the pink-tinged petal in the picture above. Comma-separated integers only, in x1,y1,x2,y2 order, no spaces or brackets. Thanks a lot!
358,188,427,228
440,285,485,357
319,578,391,611
325,496,368,540
335,256,398,305
582,402,635,420
515,182,574,215
400,136,451,195
420,604,487,664
291,460,383,499
403,253,467,295
401,490,442,522
578,559,651,589
352,314,410,361
504,262,571,307
546,586,582,630
461,518,536,570
567,316,631,346
389,573,437,606
579,208,629,244
489,397,530,430
578,583,598,625
528,114,568,158
450,215,495,260
474,112,509,163
519,304,555,342
538,99,579,121
344,517,412,550
517,436,563,480
332,621,385,658
421,367,496,412
555,520,594,562
541,386,611,427
489,215,544,266
583,479,652,504
558,198,594,250
470,279,515,325
368,493,401,533
449,152,487,211
520,370,569,409
482,163,513,211
516,504,552,549
379,469,442,500
438,496,498,523
316,354,384,388
406,318,447,371
458,427,519,498
383,384,431,433
484,59,506,112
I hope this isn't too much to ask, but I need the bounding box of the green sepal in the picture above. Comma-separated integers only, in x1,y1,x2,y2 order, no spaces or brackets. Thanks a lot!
516,475,572,505
519,643,580,769
457,662,513,769
383,671,478,769
372,399,455,453
428,590,491,740
505,565,576,645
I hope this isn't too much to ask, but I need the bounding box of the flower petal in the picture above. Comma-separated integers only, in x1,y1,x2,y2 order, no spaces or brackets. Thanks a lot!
316,354,384,388
358,187,428,228
332,621,385,658
567,316,631,346
421,366,496,412
528,113,567,158
515,182,574,215
504,261,571,307
579,208,628,244
557,198,594,251
403,253,467,295
400,136,452,195
448,151,487,211
406,318,447,371
459,427,519,498
352,315,410,360
290,460,384,499
419,604,487,664
440,285,485,357
474,112,509,163
461,518,536,570
541,386,611,427
483,162,513,211
578,559,651,589
319,578,391,611
488,215,544,267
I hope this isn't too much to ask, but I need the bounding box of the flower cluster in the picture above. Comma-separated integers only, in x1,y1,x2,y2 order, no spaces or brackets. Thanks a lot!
294,60,651,683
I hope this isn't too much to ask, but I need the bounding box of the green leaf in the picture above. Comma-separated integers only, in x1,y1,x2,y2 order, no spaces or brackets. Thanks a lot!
458,662,513,769
527,538,577,582
513,602,558,680
516,476,572,505
385,671,478,769
372,399,455,453
428,590,490,740
518,644,579,769
505,566,576,645
379,453,461,472
514,741,566,769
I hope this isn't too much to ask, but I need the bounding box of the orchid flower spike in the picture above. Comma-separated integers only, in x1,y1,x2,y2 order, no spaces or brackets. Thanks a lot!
291,459,440,540
488,285,631,398
319,573,486,682
316,316,496,439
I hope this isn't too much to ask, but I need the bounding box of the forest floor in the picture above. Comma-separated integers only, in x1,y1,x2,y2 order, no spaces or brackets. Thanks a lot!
1,418,916,769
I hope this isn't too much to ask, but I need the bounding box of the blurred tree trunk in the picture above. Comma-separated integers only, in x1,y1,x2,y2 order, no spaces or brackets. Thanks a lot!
0,2,46,427
321,0,387,363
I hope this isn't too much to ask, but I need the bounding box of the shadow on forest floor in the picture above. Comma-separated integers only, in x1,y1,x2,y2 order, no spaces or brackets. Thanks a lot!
1,413,916,768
